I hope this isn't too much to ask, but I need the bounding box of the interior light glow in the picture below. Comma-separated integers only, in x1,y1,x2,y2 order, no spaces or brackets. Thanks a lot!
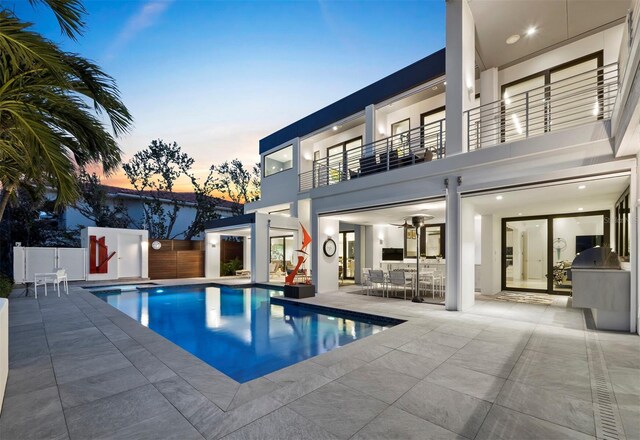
506,34,521,44
592,101,599,116
511,114,523,134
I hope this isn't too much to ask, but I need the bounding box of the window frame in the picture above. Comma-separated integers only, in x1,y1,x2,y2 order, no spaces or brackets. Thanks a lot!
263,144,293,178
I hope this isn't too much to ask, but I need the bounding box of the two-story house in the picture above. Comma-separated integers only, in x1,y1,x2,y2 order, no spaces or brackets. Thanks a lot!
205,0,640,333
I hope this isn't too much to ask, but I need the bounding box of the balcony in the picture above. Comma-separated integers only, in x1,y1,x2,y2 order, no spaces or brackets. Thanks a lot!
299,119,445,191
466,63,619,150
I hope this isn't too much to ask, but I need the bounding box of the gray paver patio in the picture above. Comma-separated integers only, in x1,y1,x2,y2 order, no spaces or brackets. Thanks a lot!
1,281,639,440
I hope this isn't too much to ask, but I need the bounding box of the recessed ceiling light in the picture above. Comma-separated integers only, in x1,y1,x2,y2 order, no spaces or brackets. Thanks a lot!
526,27,537,36
332,125,338,131
535,224,539,227
578,185,586,189
578,207,584,211
496,195,503,200
518,212,523,216
443,81,447,85
506,34,520,45
432,86,438,90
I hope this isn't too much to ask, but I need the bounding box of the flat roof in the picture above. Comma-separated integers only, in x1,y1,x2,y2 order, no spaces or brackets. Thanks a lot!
259,48,446,154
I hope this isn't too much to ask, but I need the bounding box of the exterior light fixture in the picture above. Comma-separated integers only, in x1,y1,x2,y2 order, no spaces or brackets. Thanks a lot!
506,34,520,44
332,125,338,131
578,185,586,189
496,195,503,200
578,207,584,211
526,27,537,36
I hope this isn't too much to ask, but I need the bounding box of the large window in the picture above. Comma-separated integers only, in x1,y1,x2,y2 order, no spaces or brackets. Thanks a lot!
404,224,445,259
326,137,362,183
501,52,603,143
264,145,293,177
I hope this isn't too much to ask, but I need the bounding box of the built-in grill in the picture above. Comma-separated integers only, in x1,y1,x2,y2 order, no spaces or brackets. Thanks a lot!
571,247,621,270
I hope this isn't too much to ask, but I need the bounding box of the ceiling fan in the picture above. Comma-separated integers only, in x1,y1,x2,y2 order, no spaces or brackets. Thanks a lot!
390,215,434,228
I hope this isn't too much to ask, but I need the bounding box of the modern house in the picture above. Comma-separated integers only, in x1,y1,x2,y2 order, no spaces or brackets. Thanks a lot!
205,0,640,332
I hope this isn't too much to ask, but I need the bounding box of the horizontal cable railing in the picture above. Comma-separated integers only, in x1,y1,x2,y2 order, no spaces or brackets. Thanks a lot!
299,119,445,191
466,63,619,150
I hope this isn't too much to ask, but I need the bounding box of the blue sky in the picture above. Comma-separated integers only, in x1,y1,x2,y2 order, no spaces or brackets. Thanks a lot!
10,0,445,189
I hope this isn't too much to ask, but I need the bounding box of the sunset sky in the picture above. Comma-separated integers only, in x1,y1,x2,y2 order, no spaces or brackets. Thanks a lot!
11,0,446,191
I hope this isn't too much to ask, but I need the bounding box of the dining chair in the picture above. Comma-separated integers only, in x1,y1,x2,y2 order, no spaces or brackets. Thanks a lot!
368,270,387,297
388,270,412,300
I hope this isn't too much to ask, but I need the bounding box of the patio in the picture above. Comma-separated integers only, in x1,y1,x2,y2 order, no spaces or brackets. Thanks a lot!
1,282,638,440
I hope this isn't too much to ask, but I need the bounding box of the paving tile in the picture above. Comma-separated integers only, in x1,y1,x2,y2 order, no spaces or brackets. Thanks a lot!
370,349,442,379
395,380,492,439
426,363,506,402
8,333,50,363
153,375,223,436
317,356,367,380
338,364,419,404
0,386,68,440
269,373,331,405
4,354,56,398
121,346,176,383
58,365,149,408
207,394,284,439
64,384,176,439
352,406,465,440
476,404,594,440
496,379,595,435
421,330,472,348
446,342,519,379
289,381,388,439
222,406,338,440
227,377,281,410
52,347,132,384
97,407,204,440
396,339,458,363
179,364,240,410
47,326,114,355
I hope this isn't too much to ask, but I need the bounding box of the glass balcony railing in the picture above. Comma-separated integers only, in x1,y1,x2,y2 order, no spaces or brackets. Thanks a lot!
299,119,445,192
465,63,619,150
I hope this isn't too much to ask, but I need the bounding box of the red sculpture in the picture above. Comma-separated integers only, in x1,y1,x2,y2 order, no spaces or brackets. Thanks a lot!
89,235,116,274
285,223,312,285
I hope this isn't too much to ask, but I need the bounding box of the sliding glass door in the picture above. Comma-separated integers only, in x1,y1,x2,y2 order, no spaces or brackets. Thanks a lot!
504,218,548,291
502,210,609,294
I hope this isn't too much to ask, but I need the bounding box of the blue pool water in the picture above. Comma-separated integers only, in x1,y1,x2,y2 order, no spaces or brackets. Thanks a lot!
94,285,396,382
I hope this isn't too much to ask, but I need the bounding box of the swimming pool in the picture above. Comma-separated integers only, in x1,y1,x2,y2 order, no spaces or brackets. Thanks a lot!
94,284,399,382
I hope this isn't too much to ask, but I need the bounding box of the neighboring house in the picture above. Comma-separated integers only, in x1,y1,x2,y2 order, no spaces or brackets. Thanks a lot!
205,1,640,332
60,185,240,239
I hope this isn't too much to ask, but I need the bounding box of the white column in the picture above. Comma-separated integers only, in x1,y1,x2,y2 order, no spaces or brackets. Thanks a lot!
251,214,270,283
481,214,502,294
632,157,638,333
445,176,475,310
445,0,476,155
445,178,460,310
372,225,385,270
365,104,376,146
460,198,476,309
480,67,499,149
204,232,221,278
316,217,339,294
243,236,251,274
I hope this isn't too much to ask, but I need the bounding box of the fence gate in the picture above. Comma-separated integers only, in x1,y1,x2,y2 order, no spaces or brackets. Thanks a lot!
13,247,87,283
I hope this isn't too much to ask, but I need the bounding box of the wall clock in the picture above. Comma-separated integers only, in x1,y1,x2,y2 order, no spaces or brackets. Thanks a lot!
151,240,162,250
323,238,337,257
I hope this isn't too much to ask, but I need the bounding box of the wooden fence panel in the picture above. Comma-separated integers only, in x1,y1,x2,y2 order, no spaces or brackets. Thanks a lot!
176,250,205,278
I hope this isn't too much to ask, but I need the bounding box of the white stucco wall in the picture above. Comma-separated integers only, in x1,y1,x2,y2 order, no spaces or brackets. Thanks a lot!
0,298,8,416
81,227,149,281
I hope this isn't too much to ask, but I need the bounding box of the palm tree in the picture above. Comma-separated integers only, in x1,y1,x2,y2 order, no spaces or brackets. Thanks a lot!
0,0,133,221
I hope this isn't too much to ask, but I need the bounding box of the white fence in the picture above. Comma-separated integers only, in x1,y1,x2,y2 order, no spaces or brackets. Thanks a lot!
13,247,86,284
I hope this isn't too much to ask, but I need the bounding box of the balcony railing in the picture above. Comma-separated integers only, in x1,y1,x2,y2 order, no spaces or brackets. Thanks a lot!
466,63,619,150
299,119,445,191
